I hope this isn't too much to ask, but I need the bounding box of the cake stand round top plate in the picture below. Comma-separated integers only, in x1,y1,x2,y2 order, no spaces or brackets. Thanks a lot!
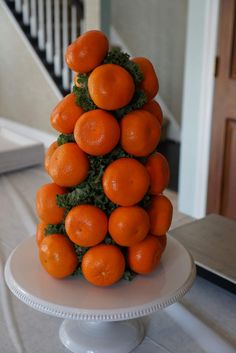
5,235,196,322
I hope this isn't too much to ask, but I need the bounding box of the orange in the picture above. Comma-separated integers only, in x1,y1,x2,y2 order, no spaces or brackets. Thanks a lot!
65,205,108,247
127,234,163,274
88,64,135,110
81,244,125,286
142,100,163,125
50,93,84,134
39,234,78,278
44,141,58,173
132,57,159,100
121,109,161,157
147,195,173,236
48,143,89,187
145,153,170,194
36,221,47,246
157,234,167,252
74,109,120,156
108,206,150,246
65,30,109,73
102,158,150,206
36,183,66,224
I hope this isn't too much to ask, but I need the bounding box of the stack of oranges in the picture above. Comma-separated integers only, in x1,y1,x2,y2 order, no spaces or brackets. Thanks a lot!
36,30,173,287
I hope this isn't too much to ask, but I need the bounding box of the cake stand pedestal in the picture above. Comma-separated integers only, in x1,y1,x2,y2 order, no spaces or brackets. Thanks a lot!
4,235,196,353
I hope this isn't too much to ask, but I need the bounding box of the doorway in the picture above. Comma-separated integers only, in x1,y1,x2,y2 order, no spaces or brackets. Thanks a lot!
207,0,236,220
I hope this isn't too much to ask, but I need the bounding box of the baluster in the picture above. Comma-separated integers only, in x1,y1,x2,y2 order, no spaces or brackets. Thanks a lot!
54,0,61,77
84,0,101,31
37,0,45,50
71,2,77,42
30,0,37,38
62,0,70,90
70,2,78,87
22,0,30,25
45,0,53,63
15,0,22,13
78,1,85,34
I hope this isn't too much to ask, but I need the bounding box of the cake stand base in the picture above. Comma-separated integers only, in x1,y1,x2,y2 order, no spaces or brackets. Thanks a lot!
5,235,196,353
59,318,145,353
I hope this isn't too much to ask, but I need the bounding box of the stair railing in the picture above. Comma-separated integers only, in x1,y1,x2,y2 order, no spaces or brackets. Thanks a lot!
5,0,84,93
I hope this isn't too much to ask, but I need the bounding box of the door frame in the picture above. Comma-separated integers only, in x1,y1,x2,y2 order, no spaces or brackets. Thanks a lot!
178,0,220,218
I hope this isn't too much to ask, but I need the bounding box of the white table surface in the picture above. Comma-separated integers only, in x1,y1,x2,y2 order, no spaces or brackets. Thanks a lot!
0,121,235,353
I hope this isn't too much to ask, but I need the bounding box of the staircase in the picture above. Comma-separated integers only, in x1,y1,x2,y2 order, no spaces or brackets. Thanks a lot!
3,0,180,192
4,0,84,96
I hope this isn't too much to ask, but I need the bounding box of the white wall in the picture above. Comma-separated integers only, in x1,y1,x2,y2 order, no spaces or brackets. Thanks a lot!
0,0,61,134
179,0,219,218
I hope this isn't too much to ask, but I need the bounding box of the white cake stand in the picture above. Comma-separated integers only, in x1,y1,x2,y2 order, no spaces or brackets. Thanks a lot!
4,235,196,353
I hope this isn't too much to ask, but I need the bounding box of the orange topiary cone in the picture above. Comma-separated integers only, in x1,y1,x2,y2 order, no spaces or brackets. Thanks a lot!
65,30,109,73
74,109,120,156
39,234,78,278
142,100,163,125
88,64,135,110
65,205,108,247
120,109,161,156
35,29,172,285
102,158,150,206
145,153,170,194
127,235,163,274
108,206,150,246
148,195,173,236
50,93,84,134
131,57,159,100
48,143,89,187
82,244,125,286
36,183,66,224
